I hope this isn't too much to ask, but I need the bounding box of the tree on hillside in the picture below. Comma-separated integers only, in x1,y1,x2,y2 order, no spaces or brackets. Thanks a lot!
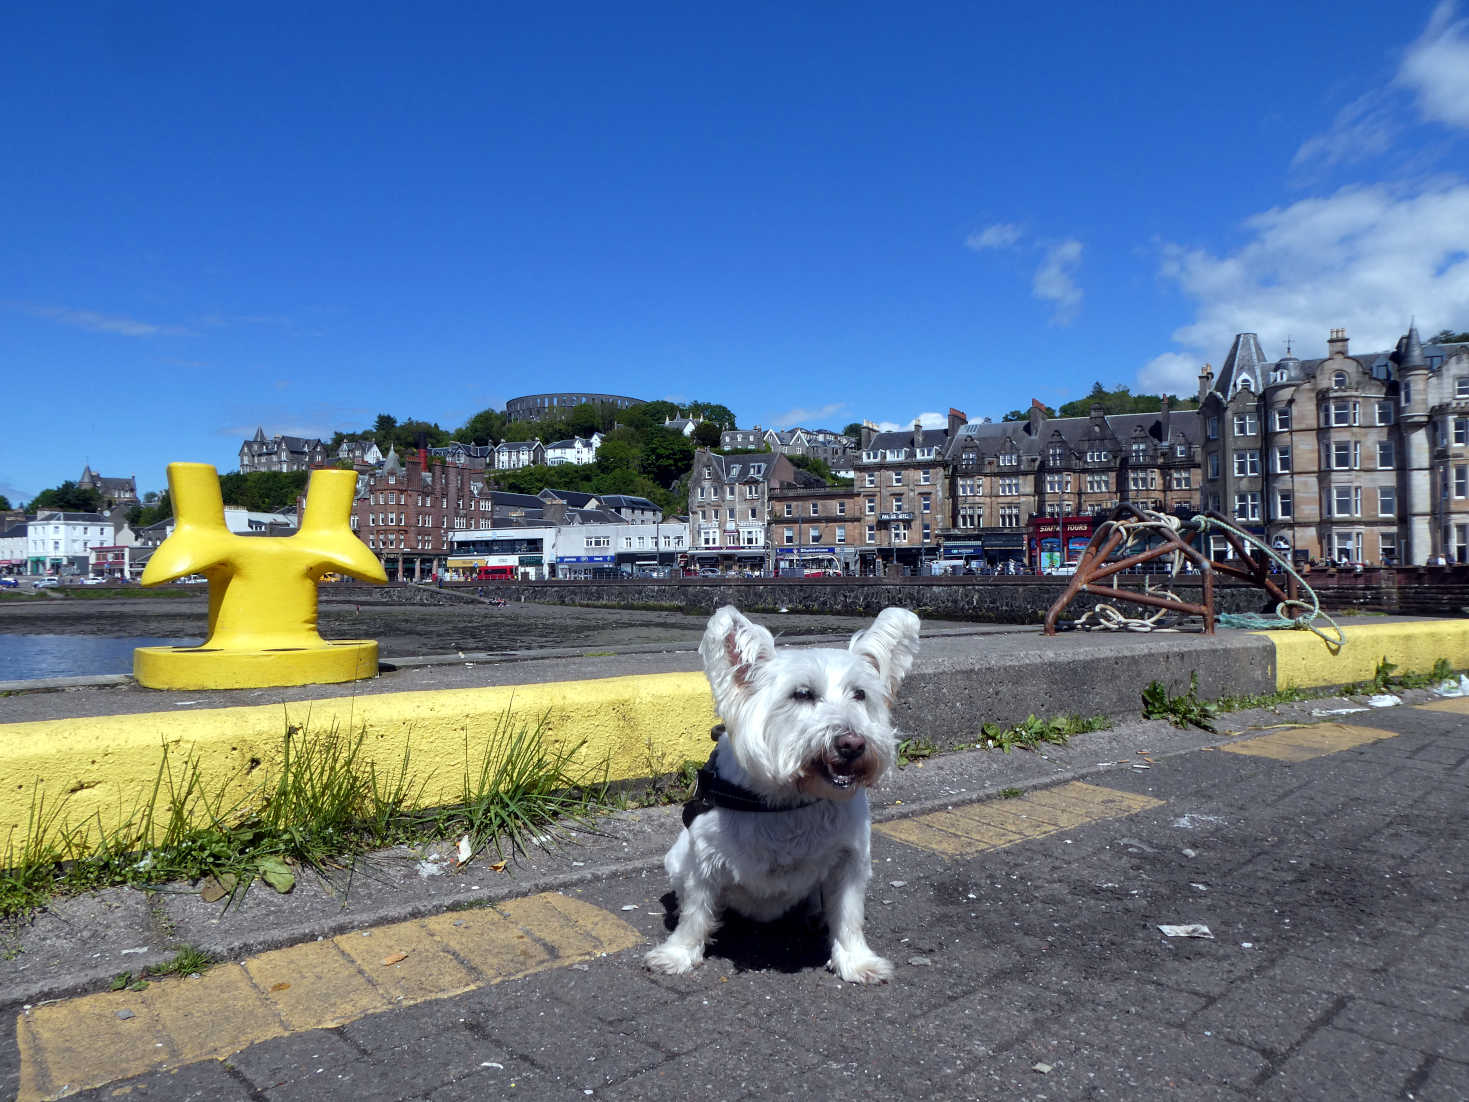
0,494,10,510
687,401,736,429
692,421,723,448
28,481,103,513
457,408,508,445
136,491,172,527
1431,329,1469,344
218,470,310,513
842,422,864,439
1001,404,1055,421
1056,383,1197,419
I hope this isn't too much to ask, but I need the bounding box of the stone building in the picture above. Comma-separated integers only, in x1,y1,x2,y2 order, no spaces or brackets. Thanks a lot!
1199,326,1469,566
348,448,496,580
686,450,816,572
765,482,865,574
238,428,329,473
940,404,1201,570
852,414,962,574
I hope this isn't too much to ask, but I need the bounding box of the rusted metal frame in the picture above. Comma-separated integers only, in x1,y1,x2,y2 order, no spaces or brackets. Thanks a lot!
1199,513,1294,608
1044,514,1217,634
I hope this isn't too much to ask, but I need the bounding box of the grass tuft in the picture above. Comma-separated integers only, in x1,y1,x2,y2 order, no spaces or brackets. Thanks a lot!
979,713,1111,753
0,708,612,922
1141,673,1217,732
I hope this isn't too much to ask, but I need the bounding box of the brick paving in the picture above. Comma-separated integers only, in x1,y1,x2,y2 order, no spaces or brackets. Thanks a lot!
4,702,1466,1100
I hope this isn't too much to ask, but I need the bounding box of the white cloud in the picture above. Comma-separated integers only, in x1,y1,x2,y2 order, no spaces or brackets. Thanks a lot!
1032,239,1084,325
770,402,847,429
1139,180,1469,393
965,222,1024,250
1291,91,1400,172
875,411,948,432
1399,1,1469,129
19,304,189,337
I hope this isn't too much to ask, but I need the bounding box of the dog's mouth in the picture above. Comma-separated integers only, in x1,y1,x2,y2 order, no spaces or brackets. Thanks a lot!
817,757,863,790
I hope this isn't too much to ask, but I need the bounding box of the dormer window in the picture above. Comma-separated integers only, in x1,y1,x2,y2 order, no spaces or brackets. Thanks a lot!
1333,371,1348,389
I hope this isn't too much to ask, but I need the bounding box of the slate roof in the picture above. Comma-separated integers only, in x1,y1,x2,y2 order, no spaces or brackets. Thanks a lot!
944,409,1200,461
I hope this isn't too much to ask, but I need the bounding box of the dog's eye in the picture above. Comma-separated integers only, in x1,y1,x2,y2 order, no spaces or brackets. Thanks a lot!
851,688,866,701
791,687,816,703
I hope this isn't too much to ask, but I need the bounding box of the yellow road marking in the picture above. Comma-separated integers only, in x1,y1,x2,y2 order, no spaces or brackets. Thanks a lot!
1220,722,1398,762
875,781,1162,857
15,892,639,1102
1415,697,1469,714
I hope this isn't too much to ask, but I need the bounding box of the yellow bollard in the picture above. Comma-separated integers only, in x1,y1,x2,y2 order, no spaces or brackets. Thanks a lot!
134,463,388,689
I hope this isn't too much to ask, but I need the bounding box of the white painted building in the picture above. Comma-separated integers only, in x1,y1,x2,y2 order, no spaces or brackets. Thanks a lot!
26,511,116,575
449,518,688,579
543,433,603,466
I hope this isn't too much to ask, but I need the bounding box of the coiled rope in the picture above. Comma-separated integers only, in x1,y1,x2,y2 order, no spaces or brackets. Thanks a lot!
1073,507,1346,650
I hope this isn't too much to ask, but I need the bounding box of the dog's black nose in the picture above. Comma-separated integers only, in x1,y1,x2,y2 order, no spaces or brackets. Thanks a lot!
834,732,866,762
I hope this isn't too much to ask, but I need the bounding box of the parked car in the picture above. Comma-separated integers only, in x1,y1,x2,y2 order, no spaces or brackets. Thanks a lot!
0,576,18,589
33,577,59,589
79,576,107,585
1047,561,1080,576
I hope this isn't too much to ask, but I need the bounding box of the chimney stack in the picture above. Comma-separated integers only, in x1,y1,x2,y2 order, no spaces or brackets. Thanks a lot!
1327,328,1349,358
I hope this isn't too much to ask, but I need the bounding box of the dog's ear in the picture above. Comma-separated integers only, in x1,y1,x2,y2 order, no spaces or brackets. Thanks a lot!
849,607,921,700
700,605,775,704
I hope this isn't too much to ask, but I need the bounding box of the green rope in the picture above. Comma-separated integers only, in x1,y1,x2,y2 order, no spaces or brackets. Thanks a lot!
1073,507,1345,651
1192,514,1346,651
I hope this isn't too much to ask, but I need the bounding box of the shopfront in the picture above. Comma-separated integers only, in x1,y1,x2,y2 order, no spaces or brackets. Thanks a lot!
1028,516,1097,573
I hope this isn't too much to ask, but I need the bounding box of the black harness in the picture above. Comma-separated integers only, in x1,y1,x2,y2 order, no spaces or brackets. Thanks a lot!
681,725,818,827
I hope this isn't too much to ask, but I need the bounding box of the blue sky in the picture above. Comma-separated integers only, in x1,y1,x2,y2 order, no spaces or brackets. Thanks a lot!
4,1,1468,504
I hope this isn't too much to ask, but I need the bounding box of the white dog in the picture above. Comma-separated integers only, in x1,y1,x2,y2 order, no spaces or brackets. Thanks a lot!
645,605,921,983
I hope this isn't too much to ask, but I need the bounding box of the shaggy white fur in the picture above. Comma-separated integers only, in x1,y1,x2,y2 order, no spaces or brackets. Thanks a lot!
645,605,921,983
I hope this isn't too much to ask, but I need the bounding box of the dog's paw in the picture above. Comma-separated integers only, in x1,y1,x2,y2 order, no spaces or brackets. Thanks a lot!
644,942,703,975
828,947,894,984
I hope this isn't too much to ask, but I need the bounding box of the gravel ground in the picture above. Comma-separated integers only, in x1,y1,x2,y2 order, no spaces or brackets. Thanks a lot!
0,594,934,659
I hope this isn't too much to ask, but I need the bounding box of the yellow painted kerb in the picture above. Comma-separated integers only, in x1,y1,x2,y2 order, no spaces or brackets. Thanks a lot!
1256,619,1469,691
0,672,717,853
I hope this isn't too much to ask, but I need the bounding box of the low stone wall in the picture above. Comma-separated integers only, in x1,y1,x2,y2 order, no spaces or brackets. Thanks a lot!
327,566,1469,622
329,576,1274,624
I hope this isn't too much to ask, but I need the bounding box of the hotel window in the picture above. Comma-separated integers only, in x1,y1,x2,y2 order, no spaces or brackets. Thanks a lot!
1234,450,1260,476
1455,465,1468,498
864,472,876,487
1275,446,1292,473
1333,371,1348,388
1207,417,1219,439
1380,532,1398,564
922,523,932,542
1207,453,1220,479
999,478,1020,495
1048,446,1065,465
1171,470,1192,490
1403,381,1413,405
1086,473,1109,492
809,527,821,543
919,469,932,484
1455,418,1468,446
810,503,820,516
999,505,1021,527
836,502,847,516
1377,441,1395,469
1457,377,1469,399
891,523,909,544
1276,490,1293,518
1045,473,1065,493
920,495,932,513
1331,486,1362,517
999,453,1018,466
1234,492,1260,520
1378,487,1396,517
1330,441,1360,470
1273,406,1292,431
891,471,904,486
1232,413,1258,436
866,525,876,544
891,495,905,512
783,527,795,544
783,503,793,517
1376,402,1394,426
1330,400,1358,427
865,498,876,515
835,527,846,545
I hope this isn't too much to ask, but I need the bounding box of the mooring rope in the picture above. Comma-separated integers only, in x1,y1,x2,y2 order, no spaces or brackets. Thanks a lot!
1073,507,1346,650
